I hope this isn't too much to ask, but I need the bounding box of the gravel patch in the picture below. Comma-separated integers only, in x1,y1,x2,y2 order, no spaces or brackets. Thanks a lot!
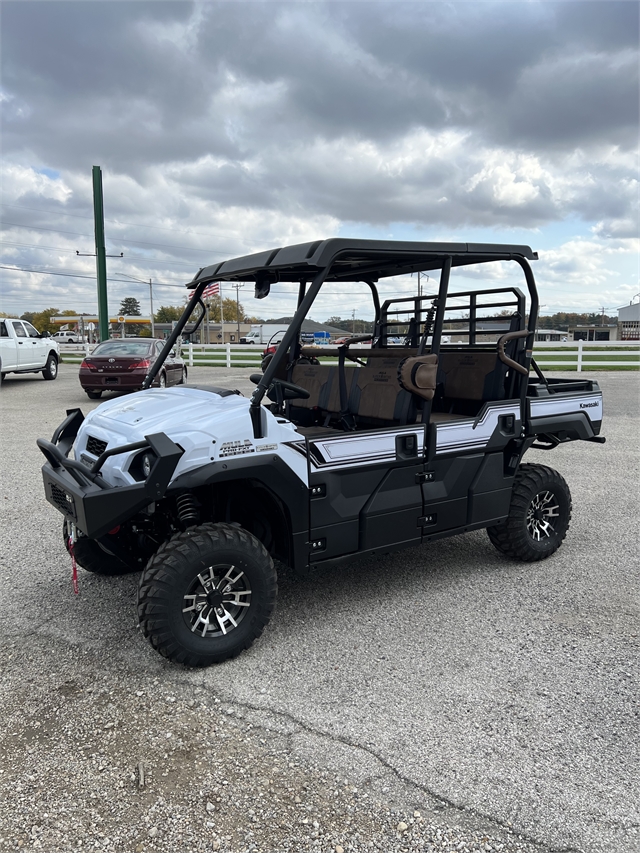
0,638,544,853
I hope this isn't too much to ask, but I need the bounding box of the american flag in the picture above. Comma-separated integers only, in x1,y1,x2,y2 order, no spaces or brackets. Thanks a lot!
202,281,220,299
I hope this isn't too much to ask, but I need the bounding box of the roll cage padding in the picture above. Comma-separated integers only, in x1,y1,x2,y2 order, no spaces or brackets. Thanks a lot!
397,354,438,401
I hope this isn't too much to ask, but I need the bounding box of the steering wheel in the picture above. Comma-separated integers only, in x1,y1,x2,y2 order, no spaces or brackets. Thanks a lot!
249,373,310,404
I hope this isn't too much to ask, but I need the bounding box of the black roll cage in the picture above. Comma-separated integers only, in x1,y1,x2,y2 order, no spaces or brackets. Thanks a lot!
146,239,539,437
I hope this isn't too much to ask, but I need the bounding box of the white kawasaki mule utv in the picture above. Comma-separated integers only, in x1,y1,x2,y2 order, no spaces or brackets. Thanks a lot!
38,239,605,666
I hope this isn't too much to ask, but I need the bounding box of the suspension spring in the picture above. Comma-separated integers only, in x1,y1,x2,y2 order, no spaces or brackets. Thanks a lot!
176,493,199,526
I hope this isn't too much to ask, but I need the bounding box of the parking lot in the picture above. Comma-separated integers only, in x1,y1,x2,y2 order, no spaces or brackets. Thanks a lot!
0,365,638,853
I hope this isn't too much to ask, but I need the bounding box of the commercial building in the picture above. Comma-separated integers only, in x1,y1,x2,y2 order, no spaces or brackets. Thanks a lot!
618,302,640,340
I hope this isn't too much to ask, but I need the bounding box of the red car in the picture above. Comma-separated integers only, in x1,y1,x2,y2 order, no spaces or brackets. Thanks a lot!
79,338,187,399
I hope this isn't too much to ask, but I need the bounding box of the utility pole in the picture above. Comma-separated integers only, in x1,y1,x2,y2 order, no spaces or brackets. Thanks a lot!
232,283,243,340
149,279,155,338
92,166,109,342
219,282,224,343
601,306,605,327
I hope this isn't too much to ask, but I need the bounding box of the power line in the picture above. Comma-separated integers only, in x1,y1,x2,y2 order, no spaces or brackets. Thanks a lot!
0,264,187,288
0,202,258,245
0,220,240,256
0,239,199,267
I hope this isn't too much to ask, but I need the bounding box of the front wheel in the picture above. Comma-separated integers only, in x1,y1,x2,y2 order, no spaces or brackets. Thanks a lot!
487,463,572,562
42,354,58,380
178,366,187,385
138,523,277,666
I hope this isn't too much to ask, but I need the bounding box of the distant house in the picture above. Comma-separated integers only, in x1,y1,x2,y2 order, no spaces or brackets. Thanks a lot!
618,302,640,340
535,329,567,342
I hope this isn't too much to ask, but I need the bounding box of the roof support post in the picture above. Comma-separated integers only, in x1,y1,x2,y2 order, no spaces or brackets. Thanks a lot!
429,256,452,357
141,281,208,389
249,267,331,432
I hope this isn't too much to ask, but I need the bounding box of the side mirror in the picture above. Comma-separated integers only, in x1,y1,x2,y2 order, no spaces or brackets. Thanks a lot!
254,271,272,300
170,350,176,358
41,331,51,338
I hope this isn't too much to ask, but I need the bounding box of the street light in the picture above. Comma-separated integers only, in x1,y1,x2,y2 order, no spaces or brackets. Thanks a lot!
121,274,155,337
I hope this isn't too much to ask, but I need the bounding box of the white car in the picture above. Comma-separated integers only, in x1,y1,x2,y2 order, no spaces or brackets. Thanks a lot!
52,331,81,343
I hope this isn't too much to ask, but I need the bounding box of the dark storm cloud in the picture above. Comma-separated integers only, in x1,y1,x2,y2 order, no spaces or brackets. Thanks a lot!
1,0,638,234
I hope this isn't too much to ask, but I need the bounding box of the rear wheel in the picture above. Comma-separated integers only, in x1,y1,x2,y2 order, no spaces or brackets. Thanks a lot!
86,390,102,399
156,371,167,389
138,523,277,666
42,354,58,380
487,464,571,561
63,524,135,575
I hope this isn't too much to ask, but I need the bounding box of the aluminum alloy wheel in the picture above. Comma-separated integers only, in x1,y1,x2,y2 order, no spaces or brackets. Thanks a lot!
182,565,251,637
526,490,560,541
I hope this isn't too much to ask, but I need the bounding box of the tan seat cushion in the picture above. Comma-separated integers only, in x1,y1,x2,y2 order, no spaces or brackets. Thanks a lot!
290,365,335,409
439,352,505,401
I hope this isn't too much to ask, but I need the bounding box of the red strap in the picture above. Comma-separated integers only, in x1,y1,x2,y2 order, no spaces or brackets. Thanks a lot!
68,536,79,595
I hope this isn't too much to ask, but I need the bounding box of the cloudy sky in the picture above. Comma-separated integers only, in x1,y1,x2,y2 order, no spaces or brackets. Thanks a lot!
1,0,638,323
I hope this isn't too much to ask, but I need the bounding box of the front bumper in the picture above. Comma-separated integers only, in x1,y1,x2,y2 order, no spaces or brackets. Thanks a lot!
38,408,183,538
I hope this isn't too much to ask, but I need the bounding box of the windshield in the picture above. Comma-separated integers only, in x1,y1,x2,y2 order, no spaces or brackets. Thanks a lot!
92,341,153,357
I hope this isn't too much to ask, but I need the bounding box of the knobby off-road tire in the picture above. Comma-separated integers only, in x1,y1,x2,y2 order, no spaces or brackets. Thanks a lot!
487,463,572,562
63,524,134,576
42,354,58,380
137,523,277,667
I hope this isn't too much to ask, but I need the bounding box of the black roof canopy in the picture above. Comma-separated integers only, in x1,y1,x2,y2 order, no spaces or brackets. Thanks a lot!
188,238,538,287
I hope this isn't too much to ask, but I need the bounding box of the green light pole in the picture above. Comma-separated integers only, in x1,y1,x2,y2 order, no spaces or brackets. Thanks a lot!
92,166,109,342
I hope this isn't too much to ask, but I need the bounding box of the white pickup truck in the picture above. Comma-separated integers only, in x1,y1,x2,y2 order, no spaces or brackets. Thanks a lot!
0,318,60,383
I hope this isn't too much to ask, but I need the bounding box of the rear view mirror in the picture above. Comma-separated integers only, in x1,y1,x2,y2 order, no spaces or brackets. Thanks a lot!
254,272,271,300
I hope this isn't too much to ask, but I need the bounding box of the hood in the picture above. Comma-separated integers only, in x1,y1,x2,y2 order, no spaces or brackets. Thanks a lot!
85,387,248,432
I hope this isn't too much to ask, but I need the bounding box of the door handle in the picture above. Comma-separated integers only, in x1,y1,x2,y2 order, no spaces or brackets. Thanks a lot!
396,433,418,459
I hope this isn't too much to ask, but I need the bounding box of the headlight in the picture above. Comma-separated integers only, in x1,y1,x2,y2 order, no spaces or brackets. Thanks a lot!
141,453,154,479
129,450,158,482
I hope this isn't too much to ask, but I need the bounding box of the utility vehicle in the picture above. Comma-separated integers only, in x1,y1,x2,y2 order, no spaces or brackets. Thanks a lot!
38,239,605,666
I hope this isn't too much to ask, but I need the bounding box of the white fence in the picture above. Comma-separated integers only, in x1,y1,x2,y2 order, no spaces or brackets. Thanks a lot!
59,339,640,372
532,340,640,372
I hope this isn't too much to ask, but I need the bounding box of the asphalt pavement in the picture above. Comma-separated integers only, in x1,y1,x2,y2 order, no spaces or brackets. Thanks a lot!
0,365,638,853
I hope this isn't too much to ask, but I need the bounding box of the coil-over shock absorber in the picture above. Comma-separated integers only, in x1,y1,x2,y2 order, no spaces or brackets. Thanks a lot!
176,492,200,527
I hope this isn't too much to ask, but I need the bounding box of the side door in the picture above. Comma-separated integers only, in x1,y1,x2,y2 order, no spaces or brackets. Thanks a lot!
0,320,18,372
11,321,31,367
421,401,523,538
306,424,427,564
22,321,48,368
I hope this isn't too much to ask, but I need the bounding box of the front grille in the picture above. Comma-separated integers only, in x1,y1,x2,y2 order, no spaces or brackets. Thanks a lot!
86,435,107,457
49,483,76,518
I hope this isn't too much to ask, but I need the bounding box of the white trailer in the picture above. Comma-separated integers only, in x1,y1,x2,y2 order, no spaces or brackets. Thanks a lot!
241,324,289,345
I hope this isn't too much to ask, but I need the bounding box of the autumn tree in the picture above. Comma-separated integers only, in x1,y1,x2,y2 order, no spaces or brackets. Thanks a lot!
203,295,247,323
21,308,77,334
154,305,183,323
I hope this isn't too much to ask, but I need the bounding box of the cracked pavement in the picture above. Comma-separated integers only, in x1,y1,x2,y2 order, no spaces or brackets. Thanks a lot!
0,366,638,853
